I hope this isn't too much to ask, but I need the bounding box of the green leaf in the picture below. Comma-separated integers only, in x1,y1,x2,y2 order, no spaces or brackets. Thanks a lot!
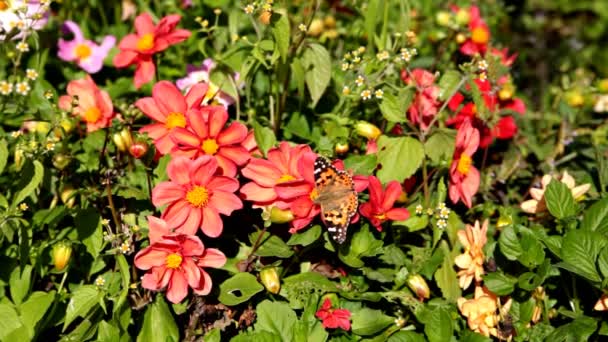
364,0,380,50
219,273,264,305
254,300,297,341
424,308,453,342
137,295,179,342
249,231,293,258
0,139,8,175
302,43,331,107
271,14,290,63
11,160,44,208
376,136,424,183
252,121,276,157
581,197,608,234
545,315,596,341
344,154,378,175
379,89,413,123
114,254,131,314
63,285,102,331
483,272,517,295
438,70,462,101
498,225,522,260
351,308,394,336
434,242,461,301
339,225,383,267
287,225,322,246
9,265,32,306
0,304,25,341
425,129,456,164
598,246,608,278
388,331,427,342
19,291,55,338
544,180,576,219
559,229,607,282
75,208,103,259
97,320,120,342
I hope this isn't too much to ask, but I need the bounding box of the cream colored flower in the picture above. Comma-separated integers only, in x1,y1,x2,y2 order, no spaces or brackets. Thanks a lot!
455,219,488,289
594,294,608,311
520,171,590,214
458,286,512,339
594,94,608,113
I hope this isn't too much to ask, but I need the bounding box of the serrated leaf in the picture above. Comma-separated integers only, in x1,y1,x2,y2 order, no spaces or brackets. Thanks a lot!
581,197,608,234
559,229,607,282
302,43,331,106
544,180,576,219
137,295,179,342
438,70,462,101
425,129,456,164
498,225,522,260
9,265,32,306
0,304,25,341
434,243,461,301
351,308,394,336
219,273,264,305
379,89,412,123
424,308,453,342
63,285,101,331
252,121,276,157
483,272,517,295
11,160,44,209
249,231,293,258
19,291,55,339
75,208,103,259
343,154,378,175
254,300,297,341
287,225,321,246
271,14,290,62
376,136,424,183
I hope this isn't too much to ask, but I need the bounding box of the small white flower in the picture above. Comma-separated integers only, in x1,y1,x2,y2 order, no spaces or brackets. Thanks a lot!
0,81,13,95
360,89,372,100
358,46,366,54
244,4,255,14
15,81,30,96
415,204,423,215
376,50,389,61
374,89,384,99
45,141,55,151
479,72,487,82
26,69,38,80
341,62,350,71
120,242,131,254
16,42,29,52
95,276,106,287
352,56,361,64
439,207,450,219
437,219,447,229
355,75,365,87
342,86,350,95
478,60,488,70
400,48,412,62
298,23,307,32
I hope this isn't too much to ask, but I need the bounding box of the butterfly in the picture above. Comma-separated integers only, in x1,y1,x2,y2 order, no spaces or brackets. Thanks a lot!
313,156,358,244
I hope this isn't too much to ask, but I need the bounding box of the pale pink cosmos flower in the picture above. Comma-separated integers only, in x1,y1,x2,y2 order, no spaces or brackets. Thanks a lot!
152,156,242,238
134,233,226,303
176,59,239,108
58,21,116,74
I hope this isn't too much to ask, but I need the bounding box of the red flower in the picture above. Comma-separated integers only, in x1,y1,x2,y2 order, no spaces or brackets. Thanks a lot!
58,75,114,132
138,81,209,154
316,298,351,331
457,6,490,56
113,13,191,88
171,105,250,177
134,234,226,303
489,48,517,67
152,156,242,237
359,176,410,231
449,120,480,208
401,68,441,130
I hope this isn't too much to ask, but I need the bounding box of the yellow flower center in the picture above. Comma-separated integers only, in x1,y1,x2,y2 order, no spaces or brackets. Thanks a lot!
471,27,489,45
201,138,219,155
277,174,296,183
186,186,209,208
136,33,155,51
0,1,10,11
165,253,183,269
165,112,186,129
457,154,472,175
310,188,319,201
83,107,102,123
374,213,387,221
74,44,92,60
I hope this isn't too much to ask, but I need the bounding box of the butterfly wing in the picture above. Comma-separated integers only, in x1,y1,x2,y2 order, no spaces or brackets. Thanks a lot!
314,156,358,244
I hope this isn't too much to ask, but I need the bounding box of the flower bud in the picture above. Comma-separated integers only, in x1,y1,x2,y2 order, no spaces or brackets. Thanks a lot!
407,274,430,300
260,267,281,294
455,33,467,44
308,19,324,37
14,149,24,171
129,141,148,159
52,153,71,170
324,15,336,29
60,117,75,133
60,185,77,208
455,9,470,25
35,121,51,134
113,128,133,152
496,214,512,228
52,241,73,271
436,11,451,27
355,121,382,140
335,141,349,155
565,90,584,108
259,11,271,25
270,206,294,224
599,79,608,93
498,82,515,101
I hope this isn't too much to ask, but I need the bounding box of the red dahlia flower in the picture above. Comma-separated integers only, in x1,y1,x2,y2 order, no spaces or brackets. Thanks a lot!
401,68,441,131
152,156,242,237
58,75,114,132
456,6,490,56
449,120,480,208
359,176,410,231
134,234,226,303
138,81,209,154
315,298,351,331
171,105,250,177
113,13,191,88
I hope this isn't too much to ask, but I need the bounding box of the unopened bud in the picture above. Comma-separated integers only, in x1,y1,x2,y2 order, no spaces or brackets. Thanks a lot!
355,121,382,140
14,149,24,170
270,206,294,224
129,141,148,159
335,141,349,155
52,153,71,170
324,15,336,29
60,185,77,208
308,19,324,37
259,11,271,25
436,11,451,27
52,241,73,271
260,267,281,294
599,79,608,93
455,33,467,44
455,9,470,25
498,83,515,101
407,274,430,300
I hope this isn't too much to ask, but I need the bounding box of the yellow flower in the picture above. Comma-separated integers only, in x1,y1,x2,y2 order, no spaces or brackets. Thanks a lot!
520,171,590,214
455,220,488,289
458,286,512,339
